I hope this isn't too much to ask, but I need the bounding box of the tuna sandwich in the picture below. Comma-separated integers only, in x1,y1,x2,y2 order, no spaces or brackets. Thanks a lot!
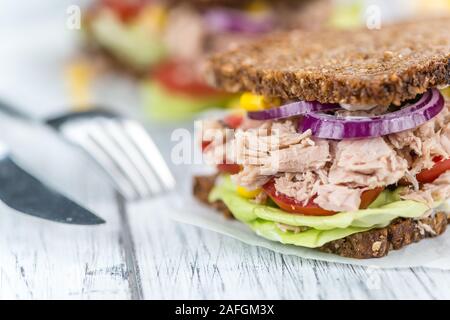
194,18,450,259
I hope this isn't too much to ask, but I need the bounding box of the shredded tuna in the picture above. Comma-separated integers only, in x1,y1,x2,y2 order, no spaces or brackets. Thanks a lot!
404,171,420,191
231,120,329,188
401,171,450,206
328,138,408,189
274,171,328,205
233,121,311,167
272,165,364,213
440,123,450,155
314,184,363,212
388,100,450,174
417,221,437,236
260,139,329,175
231,166,270,190
276,223,309,233
388,130,422,155
202,120,236,166
163,6,205,60
251,191,268,205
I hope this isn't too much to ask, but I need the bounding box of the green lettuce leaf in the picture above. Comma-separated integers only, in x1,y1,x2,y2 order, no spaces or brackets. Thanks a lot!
209,177,434,248
248,219,372,248
328,1,363,29
88,12,166,69
141,81,232,121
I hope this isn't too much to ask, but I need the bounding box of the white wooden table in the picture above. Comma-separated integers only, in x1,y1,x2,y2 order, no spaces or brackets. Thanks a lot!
0,115,450,300
1,1,450,300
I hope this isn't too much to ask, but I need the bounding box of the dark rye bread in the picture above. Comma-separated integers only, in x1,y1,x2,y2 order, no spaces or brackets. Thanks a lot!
193,175,449,259
193,174,234,219
205,18,450,106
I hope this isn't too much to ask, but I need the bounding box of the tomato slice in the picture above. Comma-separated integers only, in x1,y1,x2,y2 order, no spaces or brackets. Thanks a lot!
201,114,242,152
263,180,336,216
359,187,385,209
217,164,242,175
223,113,243,129
153,60,225,97
201,140,212,152
416,156,450,184
101,0,148,21
263,180,385,216
200,141,240,173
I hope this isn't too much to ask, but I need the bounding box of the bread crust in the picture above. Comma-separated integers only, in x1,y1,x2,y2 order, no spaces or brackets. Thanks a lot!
206,18,450,106
193,175,449,259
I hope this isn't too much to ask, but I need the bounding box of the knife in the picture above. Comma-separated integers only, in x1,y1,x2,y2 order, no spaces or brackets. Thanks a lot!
0,140,105,225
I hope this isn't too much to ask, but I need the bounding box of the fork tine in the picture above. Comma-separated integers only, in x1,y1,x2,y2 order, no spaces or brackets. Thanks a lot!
122,120,176,190
60,124,138,200
99,118,163,195
84,119,151,199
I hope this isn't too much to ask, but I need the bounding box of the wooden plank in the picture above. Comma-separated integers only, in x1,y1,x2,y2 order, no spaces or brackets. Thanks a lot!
0,117,131,299
127,197,450,300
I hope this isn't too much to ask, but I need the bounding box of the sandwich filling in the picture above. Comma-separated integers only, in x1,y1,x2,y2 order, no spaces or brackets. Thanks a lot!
200,89,450,248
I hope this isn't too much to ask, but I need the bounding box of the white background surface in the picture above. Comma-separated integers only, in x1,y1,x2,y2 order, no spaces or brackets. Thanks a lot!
0,1,450,299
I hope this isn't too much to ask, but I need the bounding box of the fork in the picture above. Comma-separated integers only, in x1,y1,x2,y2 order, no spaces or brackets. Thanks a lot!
44,109,176,201
0,100,176,201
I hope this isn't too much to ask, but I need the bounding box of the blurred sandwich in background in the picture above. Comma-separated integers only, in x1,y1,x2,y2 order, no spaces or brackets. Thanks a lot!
82,0,333,120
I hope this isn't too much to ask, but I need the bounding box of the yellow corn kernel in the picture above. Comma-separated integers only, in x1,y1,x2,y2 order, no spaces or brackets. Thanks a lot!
240,92,280,111
65,60,94,111
240,92,265,111
441,86,450,99
237,185,262,199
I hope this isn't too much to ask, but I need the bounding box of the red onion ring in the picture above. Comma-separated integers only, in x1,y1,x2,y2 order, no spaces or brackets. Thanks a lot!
203,9,275,34
247,101,340,121
297,89,444,140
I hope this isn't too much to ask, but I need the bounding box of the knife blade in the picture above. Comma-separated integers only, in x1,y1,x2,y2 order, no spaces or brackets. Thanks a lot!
0,142,105,225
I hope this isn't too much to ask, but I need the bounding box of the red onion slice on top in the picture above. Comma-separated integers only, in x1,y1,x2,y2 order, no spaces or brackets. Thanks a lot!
297,89,444,140
203,9,275,34
247,101,340,120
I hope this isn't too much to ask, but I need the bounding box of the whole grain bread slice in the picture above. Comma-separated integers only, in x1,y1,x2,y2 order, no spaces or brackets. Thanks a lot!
205,18,450,106
193,175,449,259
